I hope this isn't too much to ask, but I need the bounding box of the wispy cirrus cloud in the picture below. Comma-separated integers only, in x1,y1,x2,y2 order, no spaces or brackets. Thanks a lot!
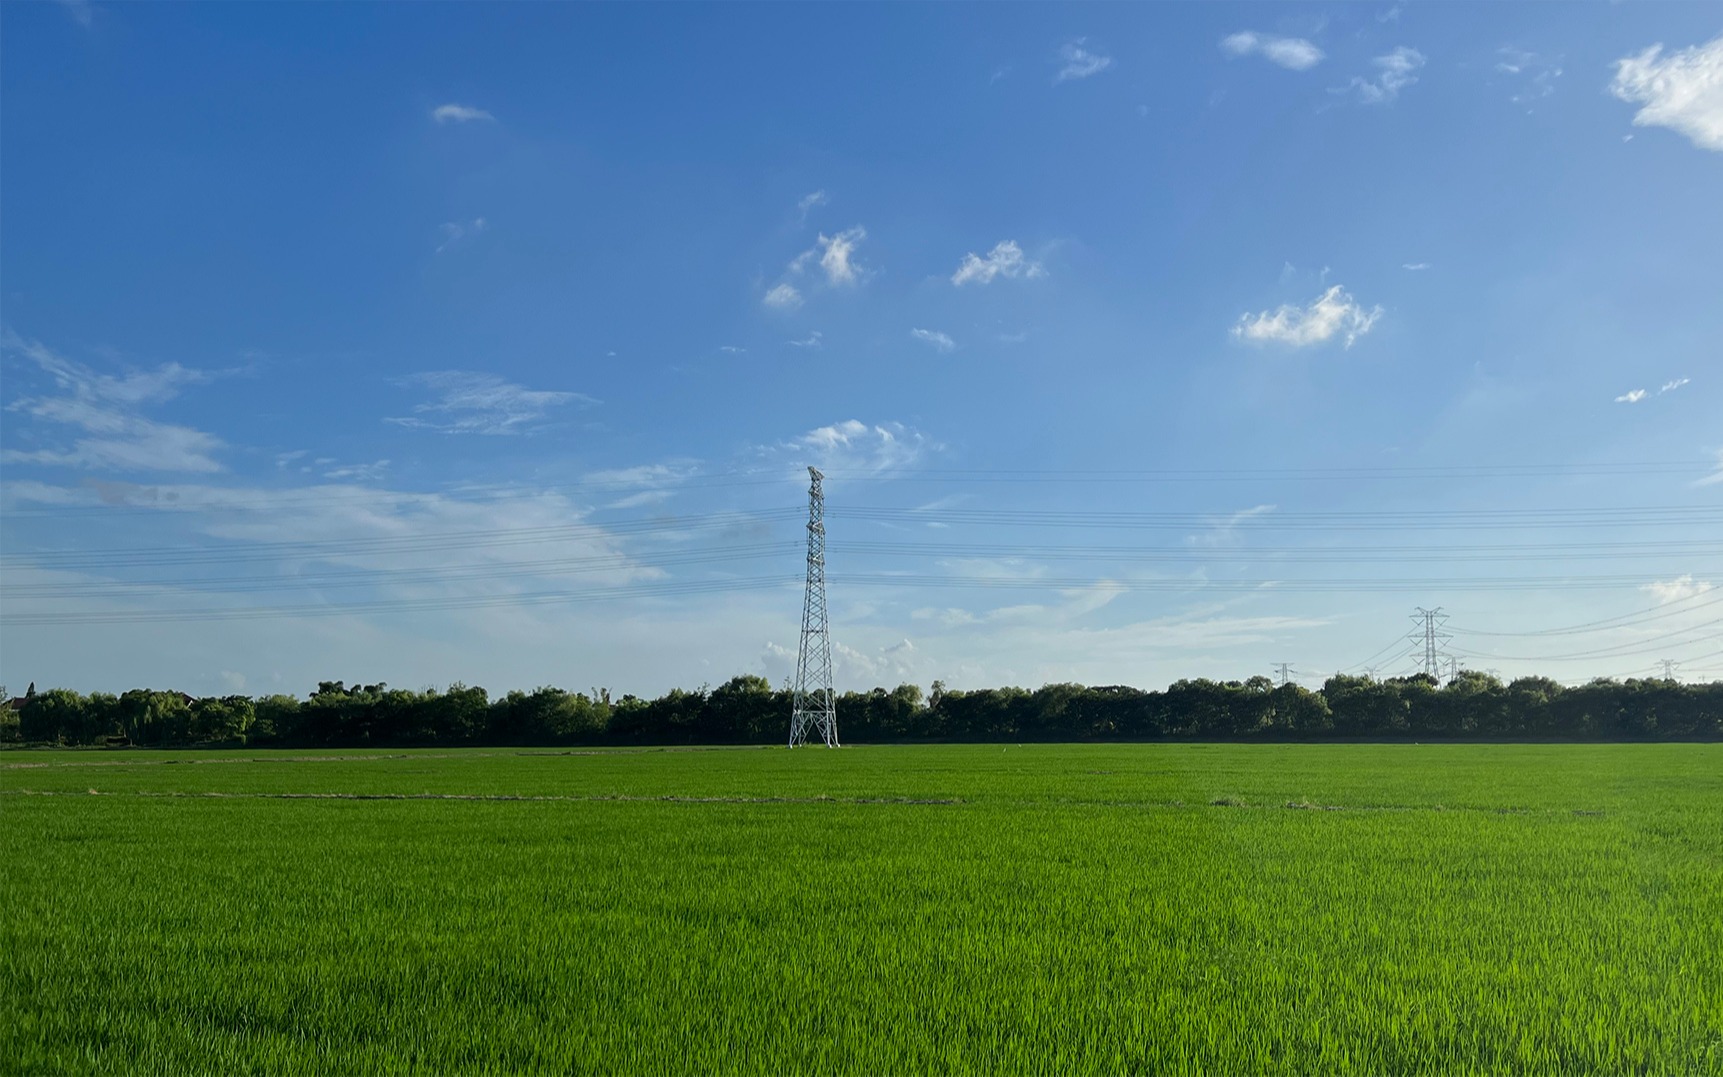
57,0,93,28
1699,450,1723,488
1232,285,1382,349
1617,378,1690,404
951,240,1046,286
436,217,487,254
387,371,595,435
1221,32,1325,71
1403,262,1431,271
910,328,956,353
322,460,391,483
1055,39,1112,83
787,330,823,349
1496,47,1562,104
1,332,224,473
1188,504,1277,547
1333,46,1426,104
432,103,495,124
796,190,827,221
1610,34,1723,151
762,283,803,310
585,461,700,509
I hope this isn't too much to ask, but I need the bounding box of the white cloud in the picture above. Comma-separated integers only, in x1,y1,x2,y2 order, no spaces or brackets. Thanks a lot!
951,240,1046,286
387,371,595,435
606,490,675,511
1055,39,1112,83
1333,46,1426,104
1232,285,1383,348
1,333,223,473
771,226,870,304
910,328,956,353
719,345,746,354
322,460,391,483
787,331,823,349
782,419,934,475
815,227,867,285
1221,32,1325,71
1699,449,1723,487
1495,47,1562,104
432,103,495,124
763,283,803,310
1615,379,1689,405
1642,575,1715,604
1610,35,1723,151
436,217,487,254
796,190,827,220
585,462,698,488
1403,262,1431,271
584,462,699,510
1188,504,1277,548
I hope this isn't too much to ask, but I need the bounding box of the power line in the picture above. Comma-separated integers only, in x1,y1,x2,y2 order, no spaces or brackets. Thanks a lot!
0,575,806,626
5,460,1714,518
1445,587,1723,636
831,504,1723,532
5,509,803,569
20,571,1718,627
1337,635,1417,675
10,535,1717,599
1447,619,1722,662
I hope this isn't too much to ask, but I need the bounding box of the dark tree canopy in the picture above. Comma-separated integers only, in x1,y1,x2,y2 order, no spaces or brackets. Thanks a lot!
6,673,1720,748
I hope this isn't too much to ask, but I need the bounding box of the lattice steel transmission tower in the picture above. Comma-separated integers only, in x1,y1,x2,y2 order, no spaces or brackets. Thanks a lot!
790,466,838,747
1409,607,1451,681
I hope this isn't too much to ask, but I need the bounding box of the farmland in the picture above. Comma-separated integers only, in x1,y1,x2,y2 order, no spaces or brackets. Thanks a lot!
4,744,1721,1074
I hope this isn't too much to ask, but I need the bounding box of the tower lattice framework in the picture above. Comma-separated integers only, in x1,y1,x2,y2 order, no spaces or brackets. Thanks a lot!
1409,607,1451,682
790,466,838,747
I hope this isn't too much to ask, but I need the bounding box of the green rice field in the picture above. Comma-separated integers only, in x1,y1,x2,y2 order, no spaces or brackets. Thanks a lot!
4,744,1721,1074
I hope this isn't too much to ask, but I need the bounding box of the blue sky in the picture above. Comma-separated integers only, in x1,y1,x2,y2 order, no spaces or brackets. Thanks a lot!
3,1,1720,697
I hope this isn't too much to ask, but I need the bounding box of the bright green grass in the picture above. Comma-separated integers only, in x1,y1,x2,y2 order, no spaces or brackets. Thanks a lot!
4,745,1721,1074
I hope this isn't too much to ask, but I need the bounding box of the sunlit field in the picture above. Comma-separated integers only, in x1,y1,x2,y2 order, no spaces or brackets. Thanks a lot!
5,744,1721,1074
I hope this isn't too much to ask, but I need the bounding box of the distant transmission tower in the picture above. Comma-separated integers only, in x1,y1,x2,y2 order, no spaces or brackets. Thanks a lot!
790,466,838,748
1660,659,1680,682
1273,662,1293,687
1409,607,1451,681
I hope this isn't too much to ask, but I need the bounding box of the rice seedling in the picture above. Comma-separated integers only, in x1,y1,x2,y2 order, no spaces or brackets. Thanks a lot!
3,744,1719,1073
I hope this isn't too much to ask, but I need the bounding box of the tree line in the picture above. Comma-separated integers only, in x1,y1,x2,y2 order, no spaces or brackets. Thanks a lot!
5,671,1720,748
